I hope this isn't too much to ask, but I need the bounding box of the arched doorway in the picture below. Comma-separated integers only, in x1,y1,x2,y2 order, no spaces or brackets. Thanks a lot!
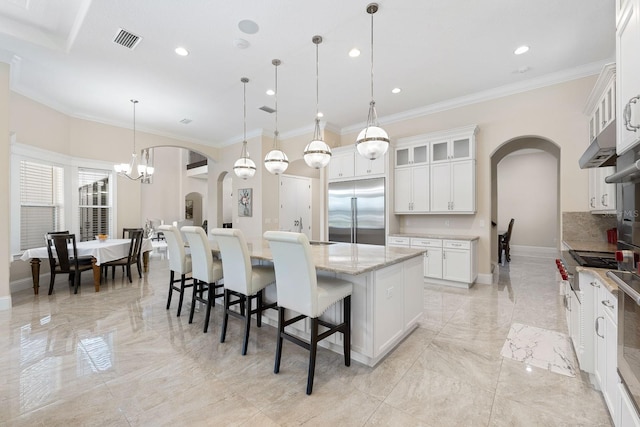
490,137,561,265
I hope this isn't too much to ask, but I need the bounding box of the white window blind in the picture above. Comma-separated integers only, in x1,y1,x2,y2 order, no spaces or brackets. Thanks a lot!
20,161,65,250
78,168,112,242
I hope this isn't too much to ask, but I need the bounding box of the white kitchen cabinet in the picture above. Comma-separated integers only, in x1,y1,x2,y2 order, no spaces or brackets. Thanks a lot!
589,166,617,213
617,0,640,154
588,65,617,142
388,235,477,287
595,282,620,426
394,165,429,213
328,149,355,180
329,146,387,181
395,141,428,168
410,238,443,279
430,136,474,164
430,160,476,213
355,152,385,176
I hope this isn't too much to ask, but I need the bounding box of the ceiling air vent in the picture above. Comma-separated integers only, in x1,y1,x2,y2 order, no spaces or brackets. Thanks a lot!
259,106,276,114
113,28,142,50
179,118,192,125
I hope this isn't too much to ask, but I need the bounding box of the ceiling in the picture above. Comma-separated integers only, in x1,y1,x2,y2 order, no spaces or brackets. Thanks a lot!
0,0,616,148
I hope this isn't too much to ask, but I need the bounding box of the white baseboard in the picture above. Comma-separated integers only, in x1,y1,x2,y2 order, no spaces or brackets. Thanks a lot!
10,273,49,293
0,295,12,311
509,245,559,259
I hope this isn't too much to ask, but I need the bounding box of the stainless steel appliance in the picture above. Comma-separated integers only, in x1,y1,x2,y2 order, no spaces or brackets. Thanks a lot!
605,148,640,413
328,178,385,245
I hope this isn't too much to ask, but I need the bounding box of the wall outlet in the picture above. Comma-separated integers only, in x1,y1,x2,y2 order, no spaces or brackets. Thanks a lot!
386,287,393,299
479,220,485,228
445,220,450,227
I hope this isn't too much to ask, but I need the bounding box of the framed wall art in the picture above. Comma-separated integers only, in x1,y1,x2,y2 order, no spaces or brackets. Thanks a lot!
238,188,252,217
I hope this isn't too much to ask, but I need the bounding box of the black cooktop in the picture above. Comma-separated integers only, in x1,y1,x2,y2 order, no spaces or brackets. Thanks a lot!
569,250,618,269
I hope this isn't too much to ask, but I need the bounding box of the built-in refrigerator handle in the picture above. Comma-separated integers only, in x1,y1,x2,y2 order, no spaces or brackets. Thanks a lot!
351,197,357,243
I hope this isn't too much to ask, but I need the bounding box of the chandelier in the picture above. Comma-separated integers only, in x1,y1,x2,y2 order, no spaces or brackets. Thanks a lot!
355,3,389,161
233,77,256,179
304,35,332,169
264,59,289,175
114,99,155,181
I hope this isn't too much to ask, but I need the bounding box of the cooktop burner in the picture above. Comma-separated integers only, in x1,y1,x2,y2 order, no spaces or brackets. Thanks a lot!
569,250,618,269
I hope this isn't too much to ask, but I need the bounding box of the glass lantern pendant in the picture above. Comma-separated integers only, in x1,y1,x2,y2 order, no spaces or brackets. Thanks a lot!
304,35,331,169
264,59,289,175
234,77,256,179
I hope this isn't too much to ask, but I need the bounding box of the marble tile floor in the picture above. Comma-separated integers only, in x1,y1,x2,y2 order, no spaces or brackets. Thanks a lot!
0,254,612,426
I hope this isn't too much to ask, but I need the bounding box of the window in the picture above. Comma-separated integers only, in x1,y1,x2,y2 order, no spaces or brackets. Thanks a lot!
19,161,65,250
78,168,112,242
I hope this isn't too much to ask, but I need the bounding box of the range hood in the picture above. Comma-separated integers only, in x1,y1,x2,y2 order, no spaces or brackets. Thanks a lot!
579,120,617,168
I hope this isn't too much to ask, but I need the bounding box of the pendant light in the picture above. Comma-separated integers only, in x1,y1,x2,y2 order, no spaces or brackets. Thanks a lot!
355,3,389,160
264,59,289,175
114,99,155,180
233,77,257,179
304,35,332,169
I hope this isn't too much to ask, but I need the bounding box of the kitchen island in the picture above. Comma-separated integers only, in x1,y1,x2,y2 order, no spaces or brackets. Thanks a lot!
212,240,426,367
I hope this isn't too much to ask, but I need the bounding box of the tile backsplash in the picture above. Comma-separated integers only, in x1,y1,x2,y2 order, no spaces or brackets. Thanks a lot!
562,211,617,242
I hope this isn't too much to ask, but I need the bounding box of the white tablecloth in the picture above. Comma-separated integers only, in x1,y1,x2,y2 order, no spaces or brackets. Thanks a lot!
21,238,154,266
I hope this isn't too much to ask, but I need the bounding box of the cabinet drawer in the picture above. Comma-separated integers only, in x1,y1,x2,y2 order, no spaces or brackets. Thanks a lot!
388,236,410,247
410,238,442,248
443,240,470,250
599,286,617,323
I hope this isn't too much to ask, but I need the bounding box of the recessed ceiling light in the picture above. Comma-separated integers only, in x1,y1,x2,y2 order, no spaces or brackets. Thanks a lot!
349,48,361,58
514,45,529,55
266,89,275,96
175,47,189,56
238,19,259,34
392,87,401,94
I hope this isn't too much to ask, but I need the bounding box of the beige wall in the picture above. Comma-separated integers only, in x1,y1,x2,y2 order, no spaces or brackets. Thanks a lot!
340,76,596,276
140,147,183,227
1,63,10,308
497,150,558,248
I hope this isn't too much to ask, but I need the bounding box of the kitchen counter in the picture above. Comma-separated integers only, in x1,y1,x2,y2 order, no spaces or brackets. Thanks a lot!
388,233,479,241
214,239,425,367
576,266,618,294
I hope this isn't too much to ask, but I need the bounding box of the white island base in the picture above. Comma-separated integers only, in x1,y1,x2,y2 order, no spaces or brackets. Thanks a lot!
260,254,424,367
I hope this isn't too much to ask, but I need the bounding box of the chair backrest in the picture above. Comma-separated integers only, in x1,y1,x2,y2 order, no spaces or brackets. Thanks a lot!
504,218,515,243
46,233,79,272
45,231,69,269
264,231,318,318
125,229,144,263
211,228,252,294
183,226,215,283
159,224,190,274
123,227,144,239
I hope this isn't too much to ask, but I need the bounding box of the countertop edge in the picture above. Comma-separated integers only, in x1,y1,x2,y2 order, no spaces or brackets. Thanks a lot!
576,266,618,294
389,233,479,241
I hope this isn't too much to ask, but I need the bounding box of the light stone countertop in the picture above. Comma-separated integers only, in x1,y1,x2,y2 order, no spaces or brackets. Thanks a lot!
210,239,426,276
576,266,618,294
388,233,479,241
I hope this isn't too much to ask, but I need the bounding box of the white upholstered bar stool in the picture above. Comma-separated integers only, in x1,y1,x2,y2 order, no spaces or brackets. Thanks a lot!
159,225,193,317
211,228,277,355
263,231,353,395
182,226,224,333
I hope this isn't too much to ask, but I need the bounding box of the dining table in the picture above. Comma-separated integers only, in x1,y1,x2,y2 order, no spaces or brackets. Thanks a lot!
21,238,154,295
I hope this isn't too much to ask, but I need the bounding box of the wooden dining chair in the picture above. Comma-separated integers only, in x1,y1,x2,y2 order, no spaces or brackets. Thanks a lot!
123,227,144,277
46,233,93,295
498,218,515,265
103,229,144,282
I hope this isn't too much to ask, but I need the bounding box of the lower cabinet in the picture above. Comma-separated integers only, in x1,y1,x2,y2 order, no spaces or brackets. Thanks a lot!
620,383,640,427
578,271,623,426
388,236,477,287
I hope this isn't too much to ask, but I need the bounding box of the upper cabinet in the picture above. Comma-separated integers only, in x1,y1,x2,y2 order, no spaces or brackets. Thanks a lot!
587,65,616,142
395,141,428,168
617,0,640,154
394,125,478,215
430,137,474,164
328,145,387,182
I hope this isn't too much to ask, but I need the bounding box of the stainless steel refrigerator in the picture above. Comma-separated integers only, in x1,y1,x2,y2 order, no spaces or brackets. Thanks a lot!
328,177,385,245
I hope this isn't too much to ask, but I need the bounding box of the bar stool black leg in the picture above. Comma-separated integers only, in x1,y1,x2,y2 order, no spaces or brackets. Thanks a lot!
274,307,285,374
177,274,186,317
220,289,230,343
203,282,213,333
166,271,175,310
189,280,198,324
307,317,319,395
344,295,351,366
242,295,251,355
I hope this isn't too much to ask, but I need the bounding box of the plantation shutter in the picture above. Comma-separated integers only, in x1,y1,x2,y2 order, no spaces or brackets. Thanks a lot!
78,168,112,242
